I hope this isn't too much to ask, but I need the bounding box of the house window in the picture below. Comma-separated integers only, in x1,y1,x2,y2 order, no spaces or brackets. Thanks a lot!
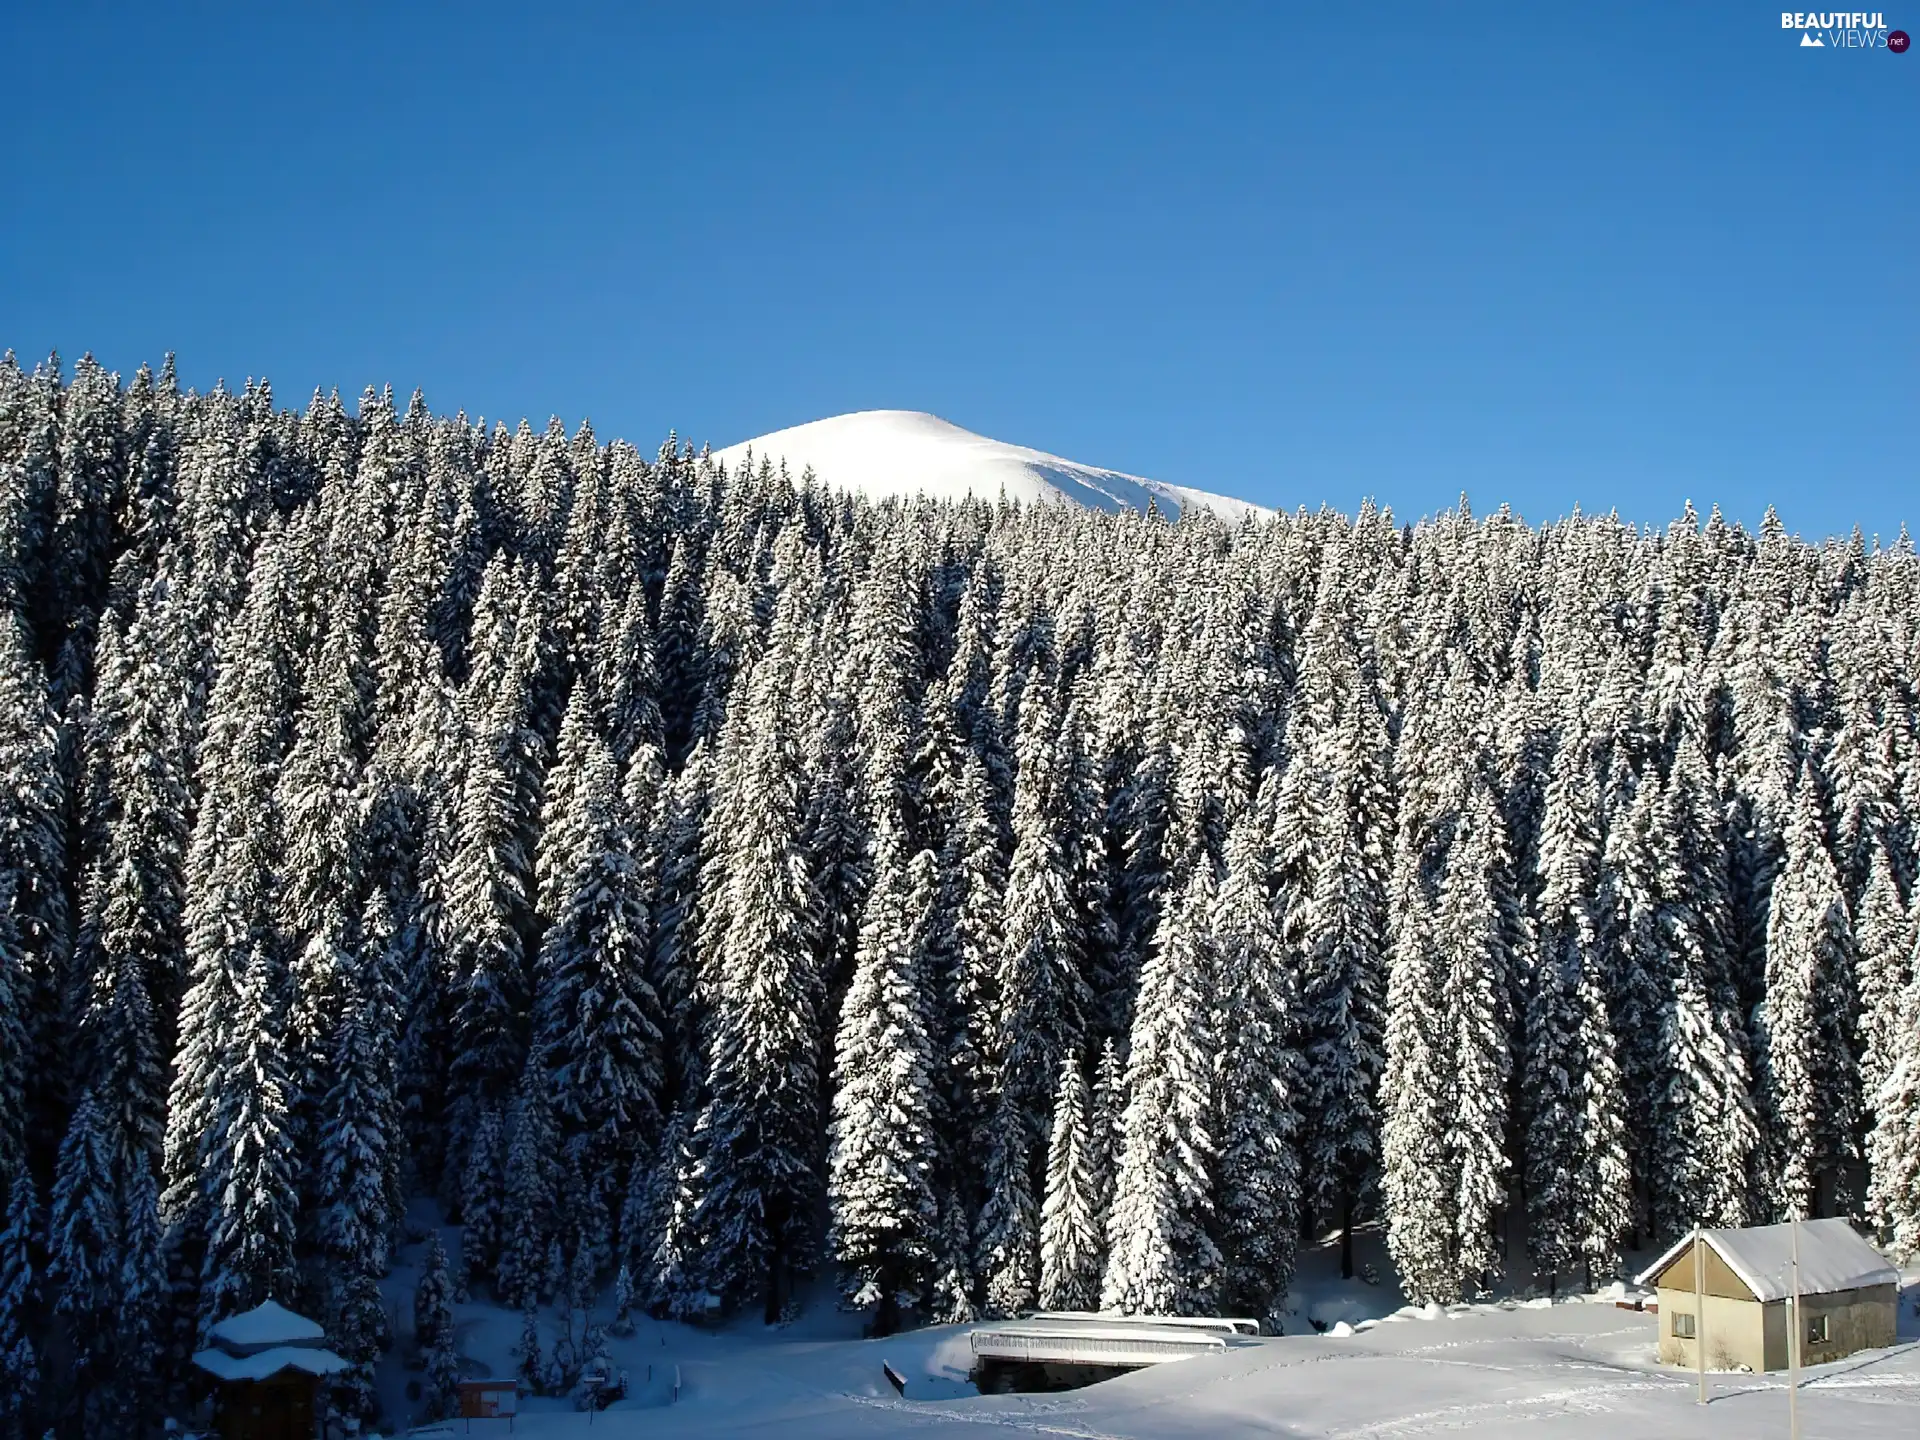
1806,1315,1829,1345
1673,1312,1696,1339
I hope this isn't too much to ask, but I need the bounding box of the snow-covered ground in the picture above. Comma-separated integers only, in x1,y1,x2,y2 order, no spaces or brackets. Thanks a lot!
372,1226,1920,1438
711,410,1268,521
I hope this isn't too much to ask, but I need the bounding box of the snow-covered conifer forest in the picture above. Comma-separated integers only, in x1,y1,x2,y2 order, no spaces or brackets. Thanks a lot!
1,353,1918,1433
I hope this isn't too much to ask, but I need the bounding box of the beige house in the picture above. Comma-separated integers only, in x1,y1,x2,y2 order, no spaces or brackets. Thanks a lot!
1635,1218,1899,1372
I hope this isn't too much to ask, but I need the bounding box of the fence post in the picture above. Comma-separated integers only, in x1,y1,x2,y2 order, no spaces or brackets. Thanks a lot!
1694,1227,1706,1405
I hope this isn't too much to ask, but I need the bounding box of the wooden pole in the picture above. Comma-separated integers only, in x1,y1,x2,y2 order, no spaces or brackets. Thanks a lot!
1788,1214,1802,1440
1695,1227,1707,1405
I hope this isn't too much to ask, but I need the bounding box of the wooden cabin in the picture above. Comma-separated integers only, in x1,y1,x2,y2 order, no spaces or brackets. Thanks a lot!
191,1300,349,1440
1634,1219,1898,1372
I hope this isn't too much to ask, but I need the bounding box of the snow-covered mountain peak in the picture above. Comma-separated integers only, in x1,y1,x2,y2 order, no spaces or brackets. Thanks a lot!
711,410,1266,522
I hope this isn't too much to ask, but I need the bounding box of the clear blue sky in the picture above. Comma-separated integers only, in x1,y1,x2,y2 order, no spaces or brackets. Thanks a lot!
2,3,1912,538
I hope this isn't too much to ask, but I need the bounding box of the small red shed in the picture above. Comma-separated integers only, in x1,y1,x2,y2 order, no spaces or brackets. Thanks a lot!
456,1378,520,1429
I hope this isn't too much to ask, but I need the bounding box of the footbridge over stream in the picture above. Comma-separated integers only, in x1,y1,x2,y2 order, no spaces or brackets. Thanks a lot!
968,1312,1261,1392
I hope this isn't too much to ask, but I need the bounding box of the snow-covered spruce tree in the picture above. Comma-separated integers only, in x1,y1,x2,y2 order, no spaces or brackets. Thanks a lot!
1061,688,1124,1039
443,558,545,1181
1855,836,1914,1110
47,1088,119,1423
455,1102,506,1296
542,1322,577,1402
1090,1036,1124,1221
0,886,26,1193
979,662,1087,1315
1380,809,1456,1306
76,931,165,1192
973,1085,1040,1319
532,687,599,935
610,1261,636,1337
1295,725,1390,1268
626,1106,709,1317
597,576,667,775
1531,575,1631,1291
1595,756,1663,1245
1718,514,1802,973
1038,1052,1102,1312
1281,580,1390,1279
652,525,706,766
278,559,376,1191
515,1298,545,1395
685,552,761,769
1521,740,1589,1292
79,576,192,1164
1649,733,1758,1237
162,522,300,1310
199,943,301,1325
545,1251,572,1367
562,1144,615,1293
316,966,396,1423
1571,945,1631,1286
495,1058,560,1311
1379,655,1476,1307
367,462,461,1199
929,1191,978,1327
42,354,126,694
393,843,454,1209
413,1231,457,1405
689,621,824,1321
828,836,941,1334
1438,777,1516,1301
1826,592,1904,903
1102,858,1222,1317
533,694,665,1258
0,1174,41,1440
799,668,870,1036
617,1119,666,1289
1524,728,1628,1289
114,1156,166,1439
947,743,1009,1165
1107,719,1172,1040
890,753,979,1326
1867,969,1920,1259
646,747,709,1088
1212,800,1305,1325
1754,766,1859,1220
0,599,71,1177
846,528,923,845
362,885,411,1223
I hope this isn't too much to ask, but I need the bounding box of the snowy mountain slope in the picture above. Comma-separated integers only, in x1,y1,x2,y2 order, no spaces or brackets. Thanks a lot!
711,410,1268,522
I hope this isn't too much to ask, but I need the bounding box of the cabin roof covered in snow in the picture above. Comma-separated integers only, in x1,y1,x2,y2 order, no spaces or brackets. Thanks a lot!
1634,1219,1898,1303
192,1344,349,1383
206,1299,328,1353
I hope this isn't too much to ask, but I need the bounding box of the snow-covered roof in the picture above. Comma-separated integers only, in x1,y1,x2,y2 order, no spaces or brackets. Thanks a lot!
1635,1219,1899,1302
970,1320,1230,1368
1029,1311,1261,1336
206,1299,327,1353
192,1344,349,1383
